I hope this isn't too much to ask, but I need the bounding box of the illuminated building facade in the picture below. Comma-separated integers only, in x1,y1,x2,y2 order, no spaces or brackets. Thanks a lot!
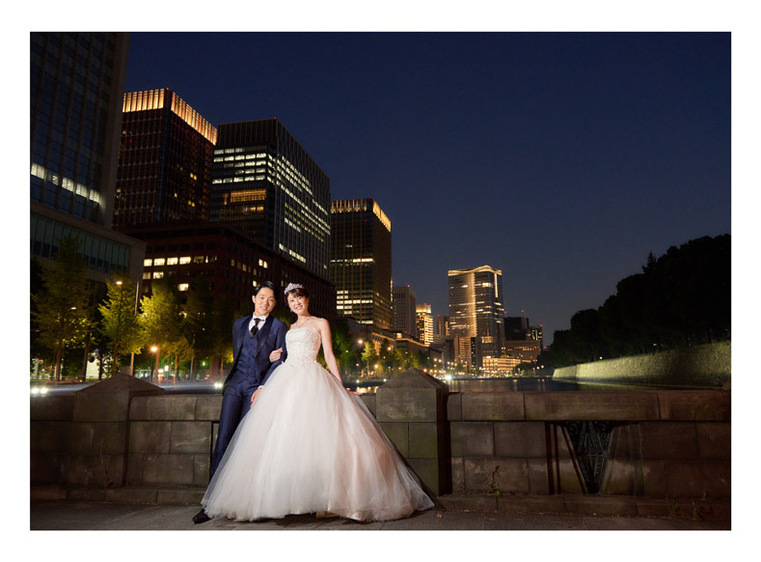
30,32,144,286
125,220,335,322
114,88,217,227
416,303,434,346
392,285,418,339
330,198,392,330
210,119,331,278
448,265,505,369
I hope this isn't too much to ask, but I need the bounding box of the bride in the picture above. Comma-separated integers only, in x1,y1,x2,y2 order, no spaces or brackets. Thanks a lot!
200,283,434,522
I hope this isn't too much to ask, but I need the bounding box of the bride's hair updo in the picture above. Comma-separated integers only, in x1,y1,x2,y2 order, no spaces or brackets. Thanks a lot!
284,284,310,300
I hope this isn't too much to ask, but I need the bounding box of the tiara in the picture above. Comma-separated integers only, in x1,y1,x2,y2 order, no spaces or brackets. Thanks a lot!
284,283,303,295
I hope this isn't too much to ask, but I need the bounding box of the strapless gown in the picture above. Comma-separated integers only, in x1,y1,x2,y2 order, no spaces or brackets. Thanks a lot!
201,326,434,522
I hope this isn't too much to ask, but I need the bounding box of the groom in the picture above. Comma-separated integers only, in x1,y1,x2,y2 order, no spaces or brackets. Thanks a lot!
193,281,287,524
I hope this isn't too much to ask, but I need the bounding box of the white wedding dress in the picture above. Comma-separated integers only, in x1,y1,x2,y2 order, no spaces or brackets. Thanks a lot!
201,326,434,522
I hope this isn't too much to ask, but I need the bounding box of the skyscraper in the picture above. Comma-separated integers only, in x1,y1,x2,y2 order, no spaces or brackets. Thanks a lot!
114,88,217,227
330,198,392,330
448,265,505,368
30,32,144,285
210,119,331,278
392,285,418,339
416,303,434,346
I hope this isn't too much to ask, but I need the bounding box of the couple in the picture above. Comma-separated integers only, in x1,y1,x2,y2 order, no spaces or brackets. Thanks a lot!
194,282,433,524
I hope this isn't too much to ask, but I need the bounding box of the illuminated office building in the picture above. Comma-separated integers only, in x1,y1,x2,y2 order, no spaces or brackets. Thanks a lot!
393,285,417,339
30,32,144,286
114,88,217,227
210,119,331,278
416,303,434,346
448,265,505,368
330,198,392,330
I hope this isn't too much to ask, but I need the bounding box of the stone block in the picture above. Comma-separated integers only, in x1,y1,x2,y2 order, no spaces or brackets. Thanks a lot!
30,394,75,421
600,458,645,495
494,422,546,458
525,391,661,421
408,422,440,459
170,422,212,454
140,453,196,486
73,391,132,423
194,454,211,486
64,453,124,487
359,393,376,417
696,422,731,460
446,393,462,421
463,457,529,494
375,388,443,423
657,391,730,421
461,392,525,421
106,486,158,505
450,457,465,493
526,458,550,494
641,460,667,496
663,460,731,498
131,395,198,421
378,422,408,456
129,421,172,454
407,458,449,495
30,452,66,484
69,422,128,455
450,422,494,457
195,395,223,420
158,487,205,506
640,422,699,460
30,421,70,452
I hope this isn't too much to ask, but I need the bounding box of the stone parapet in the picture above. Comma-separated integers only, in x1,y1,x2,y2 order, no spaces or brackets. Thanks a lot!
30,371,730,505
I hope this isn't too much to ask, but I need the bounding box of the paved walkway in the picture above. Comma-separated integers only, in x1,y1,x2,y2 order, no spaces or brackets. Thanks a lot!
30,495,730,531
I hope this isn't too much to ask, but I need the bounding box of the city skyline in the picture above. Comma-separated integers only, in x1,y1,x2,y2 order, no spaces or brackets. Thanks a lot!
122,31,731,345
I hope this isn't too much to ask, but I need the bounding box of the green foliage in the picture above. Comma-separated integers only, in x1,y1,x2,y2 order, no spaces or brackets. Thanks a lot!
31,235,93,380
98,277,142,377
545,235,730,367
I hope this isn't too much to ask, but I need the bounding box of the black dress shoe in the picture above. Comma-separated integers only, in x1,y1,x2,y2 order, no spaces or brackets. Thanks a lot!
193,508,211,524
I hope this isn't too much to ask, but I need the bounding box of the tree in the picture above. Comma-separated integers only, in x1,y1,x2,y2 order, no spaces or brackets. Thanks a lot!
32,235,92,381
98,277,142,377
139,278,191,380
361,341,378,378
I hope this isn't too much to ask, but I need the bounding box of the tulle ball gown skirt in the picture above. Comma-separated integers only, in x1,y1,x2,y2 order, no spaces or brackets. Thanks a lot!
201,327,434,522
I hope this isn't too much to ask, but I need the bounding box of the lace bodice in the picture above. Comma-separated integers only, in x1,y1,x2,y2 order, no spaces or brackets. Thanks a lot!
285,326,321,362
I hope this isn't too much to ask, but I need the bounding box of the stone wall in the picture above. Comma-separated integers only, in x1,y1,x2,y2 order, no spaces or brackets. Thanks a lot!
30,371,730,505
553,341,731,389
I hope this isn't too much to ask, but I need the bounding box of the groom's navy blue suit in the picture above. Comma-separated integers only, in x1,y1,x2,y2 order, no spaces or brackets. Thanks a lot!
209,314,287,477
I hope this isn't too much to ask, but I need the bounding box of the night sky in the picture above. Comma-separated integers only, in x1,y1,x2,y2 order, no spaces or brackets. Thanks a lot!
128,32,732,345
124,31,731,345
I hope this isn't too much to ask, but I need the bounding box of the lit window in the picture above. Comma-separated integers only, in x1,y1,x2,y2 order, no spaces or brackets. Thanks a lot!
178,283,189,291
167,257,178,266
143,259,153,267
152,271,164,279
179,256,191,265
154,258,166,266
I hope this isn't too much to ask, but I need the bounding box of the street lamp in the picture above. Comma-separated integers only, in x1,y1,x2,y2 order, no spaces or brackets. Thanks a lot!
150,345,160,383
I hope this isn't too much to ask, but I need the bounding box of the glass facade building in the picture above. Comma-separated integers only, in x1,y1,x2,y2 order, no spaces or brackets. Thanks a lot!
330,198,392,330
448,265,505,368
210,119,331,278
114,88,217,227
30,32,144,285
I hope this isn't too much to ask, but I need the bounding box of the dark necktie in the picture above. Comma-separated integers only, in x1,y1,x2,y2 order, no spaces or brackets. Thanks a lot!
250,317,263,337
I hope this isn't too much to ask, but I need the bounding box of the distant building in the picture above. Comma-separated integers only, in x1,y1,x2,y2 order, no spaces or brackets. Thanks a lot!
125,220,335,322
448,265,505,369
330,198,392,330
416,303,434,346
210,119,331,279
114,88,217,227
436,314,450,336
30,32,144,287
504,340,542,364
392,285,418,339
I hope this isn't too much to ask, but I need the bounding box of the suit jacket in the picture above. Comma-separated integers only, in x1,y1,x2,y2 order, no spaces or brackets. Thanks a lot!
223,315,287,389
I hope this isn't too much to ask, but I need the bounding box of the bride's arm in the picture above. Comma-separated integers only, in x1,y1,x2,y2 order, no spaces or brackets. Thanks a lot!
316,318,344,385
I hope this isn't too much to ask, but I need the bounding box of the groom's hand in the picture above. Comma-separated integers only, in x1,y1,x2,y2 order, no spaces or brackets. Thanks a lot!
250,387,263,407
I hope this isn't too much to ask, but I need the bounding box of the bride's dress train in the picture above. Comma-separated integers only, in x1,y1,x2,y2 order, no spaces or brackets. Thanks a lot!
201,326,434,522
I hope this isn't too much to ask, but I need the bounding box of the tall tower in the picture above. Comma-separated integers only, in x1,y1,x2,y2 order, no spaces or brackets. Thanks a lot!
30,32,144,285
392,285,417,339
448,265,505,368
330,198,392,330
210,119,331,278
416,303,434,346
114,88,217,227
